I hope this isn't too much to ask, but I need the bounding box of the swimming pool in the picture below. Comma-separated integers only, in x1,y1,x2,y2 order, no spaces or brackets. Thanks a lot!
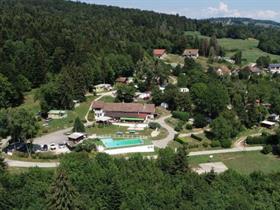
101,138,144,149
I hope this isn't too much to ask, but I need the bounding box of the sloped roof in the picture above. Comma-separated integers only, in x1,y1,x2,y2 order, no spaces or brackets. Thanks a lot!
92,102,155,114
183,49,199,56
153,49,166,57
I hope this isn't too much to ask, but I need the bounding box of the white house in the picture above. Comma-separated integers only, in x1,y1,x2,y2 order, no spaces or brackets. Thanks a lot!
94,84,112,93
179,88,189,93
268,64,280,74
183,49,199,59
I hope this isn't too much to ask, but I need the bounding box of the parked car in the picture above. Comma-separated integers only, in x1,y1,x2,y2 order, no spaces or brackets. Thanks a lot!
50,143,56,151
41,144,48,151
58,144,66,149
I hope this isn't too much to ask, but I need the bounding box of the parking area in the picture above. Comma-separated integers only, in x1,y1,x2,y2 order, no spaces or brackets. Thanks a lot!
33,128,71,145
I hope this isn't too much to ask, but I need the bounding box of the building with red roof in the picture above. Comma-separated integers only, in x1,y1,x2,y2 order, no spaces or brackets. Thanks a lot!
153,49,167,59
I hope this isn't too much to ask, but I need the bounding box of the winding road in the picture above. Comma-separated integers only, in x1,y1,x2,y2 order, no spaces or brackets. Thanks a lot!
5,103,264,168
152,115,177,148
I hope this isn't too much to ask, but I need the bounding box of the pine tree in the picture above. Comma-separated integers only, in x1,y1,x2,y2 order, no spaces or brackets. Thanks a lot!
47,171,79,210
72,117,85,133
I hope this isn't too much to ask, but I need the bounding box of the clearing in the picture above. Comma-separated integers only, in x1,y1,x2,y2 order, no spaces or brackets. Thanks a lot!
185,31,280,64
189,151,280,175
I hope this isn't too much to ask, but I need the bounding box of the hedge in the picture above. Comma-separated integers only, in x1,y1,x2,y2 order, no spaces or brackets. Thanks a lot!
172,111,189,121
191,134,203,141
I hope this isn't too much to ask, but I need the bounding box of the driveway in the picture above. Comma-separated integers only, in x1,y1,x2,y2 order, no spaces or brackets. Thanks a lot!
33,128,71,145
152,115,177,148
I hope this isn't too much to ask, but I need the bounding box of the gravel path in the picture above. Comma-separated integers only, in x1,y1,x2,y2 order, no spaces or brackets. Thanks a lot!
5,159,59,168
188,146,263,156
152,115,177,148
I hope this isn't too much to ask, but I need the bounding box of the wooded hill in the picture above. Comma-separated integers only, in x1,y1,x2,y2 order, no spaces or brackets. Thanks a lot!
0,0,280,110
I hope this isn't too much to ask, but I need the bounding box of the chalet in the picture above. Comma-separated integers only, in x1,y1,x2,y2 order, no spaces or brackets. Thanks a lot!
48,110,67,119
137,92,151,100
268,64,280,74
179,87,189,93
261,120,276,129
183,49,199,59
94,84,112,93
115,77,128,84
153,49,167,59
91,101,155,122
68,132,86,142
247,63,261,74
216,66,231,76
268,114,280,122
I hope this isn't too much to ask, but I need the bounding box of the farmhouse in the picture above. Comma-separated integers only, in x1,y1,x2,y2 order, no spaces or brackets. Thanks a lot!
215,65,231,76
91,101,155,122
153,49,167,59
183,49,199,59
268,64,280,74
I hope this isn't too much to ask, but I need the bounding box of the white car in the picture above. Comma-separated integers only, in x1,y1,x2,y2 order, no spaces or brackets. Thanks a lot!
50,143,56,151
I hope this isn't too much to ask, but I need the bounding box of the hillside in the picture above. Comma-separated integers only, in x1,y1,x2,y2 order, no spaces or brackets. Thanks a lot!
185,31,280,64
208,17,280,28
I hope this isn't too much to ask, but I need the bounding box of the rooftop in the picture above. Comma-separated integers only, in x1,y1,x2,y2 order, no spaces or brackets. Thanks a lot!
92,101,155,113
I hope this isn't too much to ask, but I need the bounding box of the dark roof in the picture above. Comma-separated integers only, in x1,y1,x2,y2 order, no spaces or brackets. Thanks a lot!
269,64,280,68
92,102,155,114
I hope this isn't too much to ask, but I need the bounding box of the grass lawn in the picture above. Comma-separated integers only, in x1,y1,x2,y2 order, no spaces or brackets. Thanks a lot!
163,53,184,65
189,151,280,175
41,95,96,133
19,89,40,114
98,95,115,103
185,31,280,64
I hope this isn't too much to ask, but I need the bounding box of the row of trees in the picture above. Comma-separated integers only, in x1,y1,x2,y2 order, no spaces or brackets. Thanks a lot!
1,151,280,209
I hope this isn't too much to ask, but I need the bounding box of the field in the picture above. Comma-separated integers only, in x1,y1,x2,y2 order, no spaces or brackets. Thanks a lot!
185,31,280,64
189,151,280,175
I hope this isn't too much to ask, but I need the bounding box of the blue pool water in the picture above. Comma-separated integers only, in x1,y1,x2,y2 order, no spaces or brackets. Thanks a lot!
101,138,144,149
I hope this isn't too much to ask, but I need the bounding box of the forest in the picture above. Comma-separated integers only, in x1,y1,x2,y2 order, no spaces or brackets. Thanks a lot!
1,150,280,210
0,0,280,112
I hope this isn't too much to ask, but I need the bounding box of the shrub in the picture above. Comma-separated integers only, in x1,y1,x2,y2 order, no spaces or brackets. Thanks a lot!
87,111,95,122
210,140,221,148
185,123,193,130
174,138,185,144
262,145,272,154
202,141,209,148
191,134,203,141
193,114,208,128
172,111,189,121
13,151,28,158
148,122,161,130
220,139,231,148
175,121,184,132
74,139,97,152
246,136,267,145
35,152,58,160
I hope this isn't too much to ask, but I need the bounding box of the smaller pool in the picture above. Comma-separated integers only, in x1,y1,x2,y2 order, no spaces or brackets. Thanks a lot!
101,138,144,149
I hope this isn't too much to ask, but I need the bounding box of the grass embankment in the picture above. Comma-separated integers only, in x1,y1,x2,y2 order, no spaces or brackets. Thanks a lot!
189,151,280,175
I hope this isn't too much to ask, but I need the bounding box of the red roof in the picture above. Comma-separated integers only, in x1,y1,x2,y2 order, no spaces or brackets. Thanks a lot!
153,49,166,57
